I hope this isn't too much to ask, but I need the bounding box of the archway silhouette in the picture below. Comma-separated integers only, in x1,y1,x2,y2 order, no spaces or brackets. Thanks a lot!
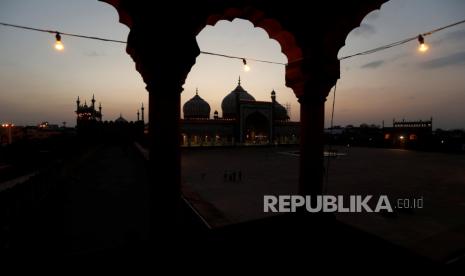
244,111,270,143
101,0,387,232
202,7,305,96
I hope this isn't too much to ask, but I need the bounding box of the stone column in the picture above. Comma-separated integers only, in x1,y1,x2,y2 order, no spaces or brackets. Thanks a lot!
125,25,200,238
146,82,182,228
288,57,338,198
298,91,327,196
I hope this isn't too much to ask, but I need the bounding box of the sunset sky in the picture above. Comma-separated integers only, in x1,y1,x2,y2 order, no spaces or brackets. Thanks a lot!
1,0,465,129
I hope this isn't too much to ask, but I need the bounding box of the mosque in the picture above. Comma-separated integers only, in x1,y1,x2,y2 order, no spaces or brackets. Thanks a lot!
181,77,299,146
75,95,103,126
75,94,145,126
75,94,145,140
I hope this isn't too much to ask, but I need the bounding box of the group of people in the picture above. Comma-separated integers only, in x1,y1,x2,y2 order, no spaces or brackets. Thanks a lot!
224,170,242,182
198,170,243,182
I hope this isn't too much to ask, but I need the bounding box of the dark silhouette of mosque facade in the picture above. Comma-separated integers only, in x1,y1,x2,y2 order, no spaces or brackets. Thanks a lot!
75,95,102,127
75,95,145,140
383,118,433,149
181,78,299,146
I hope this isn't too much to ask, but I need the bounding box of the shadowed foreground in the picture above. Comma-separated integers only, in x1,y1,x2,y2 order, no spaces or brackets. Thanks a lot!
3,143,457,268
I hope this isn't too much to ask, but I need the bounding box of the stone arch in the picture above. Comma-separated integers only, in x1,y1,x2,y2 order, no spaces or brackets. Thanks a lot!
102,0,387,99
244,111,270,143
99,0,389,231
202,7,304,98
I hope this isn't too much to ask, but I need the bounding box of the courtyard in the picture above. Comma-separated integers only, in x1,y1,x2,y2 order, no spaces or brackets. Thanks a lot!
182,146,465,262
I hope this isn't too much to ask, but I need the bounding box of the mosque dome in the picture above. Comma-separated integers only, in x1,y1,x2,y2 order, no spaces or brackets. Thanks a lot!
115,114,128,123
183,89,211,119
221,77,255,118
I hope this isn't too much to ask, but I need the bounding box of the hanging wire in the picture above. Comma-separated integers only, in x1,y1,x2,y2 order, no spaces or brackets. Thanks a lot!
0,22,126,43
422,18,465,35
200,51,286,65
339,19,465,60
1,18,465,63
338,36,417,60
323,81,337,195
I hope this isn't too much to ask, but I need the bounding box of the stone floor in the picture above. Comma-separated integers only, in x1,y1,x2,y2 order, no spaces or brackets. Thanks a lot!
181,145,465,263
63,143,151,254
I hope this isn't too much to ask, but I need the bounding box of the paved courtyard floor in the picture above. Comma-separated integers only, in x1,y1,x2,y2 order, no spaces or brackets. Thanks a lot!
182,145,465,262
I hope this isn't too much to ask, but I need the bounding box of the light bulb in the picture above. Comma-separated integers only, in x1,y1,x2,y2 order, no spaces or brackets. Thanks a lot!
54,33,64,51
418,43,428,52
417,35,428,53
242,58,250,72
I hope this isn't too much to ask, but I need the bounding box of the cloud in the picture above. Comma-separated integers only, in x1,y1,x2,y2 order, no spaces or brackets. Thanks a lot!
431,29,465,47
444,29,465,42
358,53,407,70
421,51,465,69
352,23,376,37
361,60,384,69
388,52,409,62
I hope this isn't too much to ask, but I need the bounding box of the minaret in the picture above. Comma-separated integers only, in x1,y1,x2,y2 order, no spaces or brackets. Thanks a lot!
141,103,145,122
76,96,80,111
99,102,103,121
91,94,96,109
137,109,140,121
271,90,276,143
235,76,241,143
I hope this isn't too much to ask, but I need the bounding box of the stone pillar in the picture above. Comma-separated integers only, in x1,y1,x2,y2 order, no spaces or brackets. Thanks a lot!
288,58,338,198
147,82,182,228
124,24,200,238
298,91,327,196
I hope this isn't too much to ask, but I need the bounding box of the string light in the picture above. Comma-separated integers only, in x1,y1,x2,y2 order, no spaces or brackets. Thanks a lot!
417,34,428,52
242,58,251,72
1,19,465,63
54,32,64,51
339,19,465,60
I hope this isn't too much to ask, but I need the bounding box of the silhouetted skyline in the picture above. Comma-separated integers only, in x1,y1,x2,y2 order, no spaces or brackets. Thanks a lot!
0,0,465,128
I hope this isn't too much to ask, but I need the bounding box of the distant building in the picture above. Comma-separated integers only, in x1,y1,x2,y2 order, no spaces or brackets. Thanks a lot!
115,114,129,124
0,123,14,145
1,124,67,144
75,94,145,141
383,118,433,148
180,77,299,146
38,122,59,129
75,94,102,128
